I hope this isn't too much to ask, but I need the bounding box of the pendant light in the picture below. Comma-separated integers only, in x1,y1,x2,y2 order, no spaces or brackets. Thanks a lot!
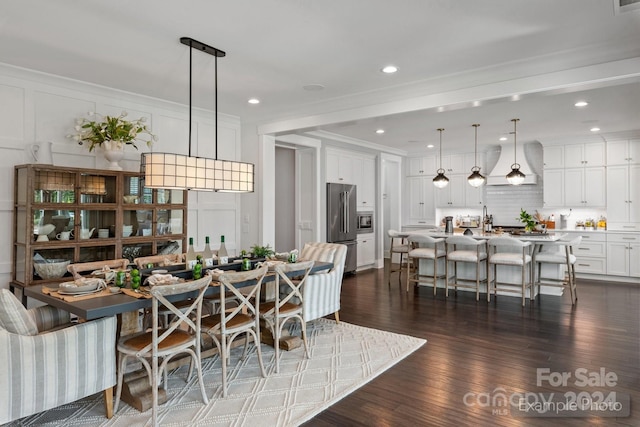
467,123,485,187
141,37,254,192
505,118,525,186
433,128,449,188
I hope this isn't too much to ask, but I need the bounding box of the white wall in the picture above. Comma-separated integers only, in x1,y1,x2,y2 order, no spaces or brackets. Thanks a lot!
275,147,295,251
0,63,244,289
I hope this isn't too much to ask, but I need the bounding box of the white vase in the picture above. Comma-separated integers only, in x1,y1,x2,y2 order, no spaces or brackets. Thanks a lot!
102,140,125,170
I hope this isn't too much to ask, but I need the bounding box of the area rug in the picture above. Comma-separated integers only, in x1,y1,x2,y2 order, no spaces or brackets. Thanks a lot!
10,319,425,427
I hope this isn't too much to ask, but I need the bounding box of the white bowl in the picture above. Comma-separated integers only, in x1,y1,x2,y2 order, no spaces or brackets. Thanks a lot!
33,259,70,279
122,230,133,237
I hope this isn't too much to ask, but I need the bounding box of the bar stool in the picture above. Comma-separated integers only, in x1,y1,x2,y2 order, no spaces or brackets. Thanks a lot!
445,235,489,301
487,236,533,307
388,229,409,285
406,234,446,294
532,235,581,304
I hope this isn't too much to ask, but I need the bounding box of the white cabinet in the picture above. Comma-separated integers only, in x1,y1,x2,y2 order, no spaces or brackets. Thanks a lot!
607,164,640,231
564,231,607,275
435,174,465,207
326,148,376,209
406,176,435,225
607,139,640,165
563,142,605,168
357,233,376,268
407,156,436,176
356,157,376,209
543,145,564,169
606,233,640,277
543,169,564,207
440,153,465,174
562,167,605,207
465,185,484,207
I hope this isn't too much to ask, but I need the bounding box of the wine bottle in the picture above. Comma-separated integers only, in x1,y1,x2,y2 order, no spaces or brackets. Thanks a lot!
185,237,197,269
203,236,214,267
218,235,229,265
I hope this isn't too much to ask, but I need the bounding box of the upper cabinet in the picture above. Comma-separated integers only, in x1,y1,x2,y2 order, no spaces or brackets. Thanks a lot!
563,142,605,168
607,139,640,165
326,147,376,210
407,156,437,176
544,142,605,169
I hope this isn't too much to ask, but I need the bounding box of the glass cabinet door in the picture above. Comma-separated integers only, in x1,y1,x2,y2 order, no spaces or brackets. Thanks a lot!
79,173,116,204
33,209,75,240
123,175,153,205
157,209,184,235
123,209,153,237
79,209,117,239
33,170,75,203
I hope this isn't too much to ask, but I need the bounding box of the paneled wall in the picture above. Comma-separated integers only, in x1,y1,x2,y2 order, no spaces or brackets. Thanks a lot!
0,63,243,290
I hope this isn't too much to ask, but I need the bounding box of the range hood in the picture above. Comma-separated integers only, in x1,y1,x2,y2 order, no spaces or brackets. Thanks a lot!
486,144,538,185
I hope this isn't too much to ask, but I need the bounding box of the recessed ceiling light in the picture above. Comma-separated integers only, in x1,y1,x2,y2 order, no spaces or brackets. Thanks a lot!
427,144,434,149
248,98,260,104
499,136,508,141
590,127,600,132
575,101,589,107
303,84,325,91
375,129,385,134
381,65,398,74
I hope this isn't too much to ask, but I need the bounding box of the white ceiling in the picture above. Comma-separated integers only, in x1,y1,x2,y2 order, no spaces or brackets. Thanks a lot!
2,0,640,154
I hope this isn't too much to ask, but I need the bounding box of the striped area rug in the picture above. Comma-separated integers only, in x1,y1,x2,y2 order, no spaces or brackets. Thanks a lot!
11,318,426,426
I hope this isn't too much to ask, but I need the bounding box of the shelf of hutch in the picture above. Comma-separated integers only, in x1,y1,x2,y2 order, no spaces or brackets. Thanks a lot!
11,164,187,304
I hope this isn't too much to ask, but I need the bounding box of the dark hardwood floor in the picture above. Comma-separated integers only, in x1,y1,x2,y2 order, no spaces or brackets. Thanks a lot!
304,264,640,427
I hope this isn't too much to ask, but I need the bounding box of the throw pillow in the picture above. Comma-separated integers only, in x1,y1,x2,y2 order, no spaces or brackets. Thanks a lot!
0,289,39,335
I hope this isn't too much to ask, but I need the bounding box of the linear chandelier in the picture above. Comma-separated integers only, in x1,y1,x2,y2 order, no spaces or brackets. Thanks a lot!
141,37,254,192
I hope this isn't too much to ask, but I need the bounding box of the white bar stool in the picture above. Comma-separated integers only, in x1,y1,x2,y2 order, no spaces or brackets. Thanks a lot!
445,235,489,301
532,235,581,304
406,234,446,294
487,236,533,306
388,229,409,285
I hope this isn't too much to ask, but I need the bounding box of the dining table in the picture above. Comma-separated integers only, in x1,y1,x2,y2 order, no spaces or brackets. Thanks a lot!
24,259,333,412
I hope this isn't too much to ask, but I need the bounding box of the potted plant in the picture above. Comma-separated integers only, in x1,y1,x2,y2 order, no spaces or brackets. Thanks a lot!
68,111,157,170
518,208,537,232
250,244,275,259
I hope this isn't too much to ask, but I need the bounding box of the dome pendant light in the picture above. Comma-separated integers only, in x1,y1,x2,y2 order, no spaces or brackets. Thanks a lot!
467,123,485,187
506,118,526,186
433,128,449,188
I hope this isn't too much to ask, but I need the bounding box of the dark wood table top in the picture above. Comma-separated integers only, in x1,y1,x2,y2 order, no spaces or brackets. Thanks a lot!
25,260,333,320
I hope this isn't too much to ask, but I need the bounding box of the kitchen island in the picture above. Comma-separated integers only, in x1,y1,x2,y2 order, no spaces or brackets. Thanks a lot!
402,229,568,298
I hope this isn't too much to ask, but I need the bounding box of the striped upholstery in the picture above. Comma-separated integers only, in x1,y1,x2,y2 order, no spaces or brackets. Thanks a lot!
0,293,117,424
300,242,347,322
0,289,38,336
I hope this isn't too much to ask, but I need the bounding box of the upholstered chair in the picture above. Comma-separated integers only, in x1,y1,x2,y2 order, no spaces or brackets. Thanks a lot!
299,242,347,323
0,289,117,424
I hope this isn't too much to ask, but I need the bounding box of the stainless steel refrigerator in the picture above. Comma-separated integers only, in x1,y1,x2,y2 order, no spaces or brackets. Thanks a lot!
327,183,357,273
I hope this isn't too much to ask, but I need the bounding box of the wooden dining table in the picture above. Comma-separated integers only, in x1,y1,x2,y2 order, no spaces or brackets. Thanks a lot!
24,259,333,411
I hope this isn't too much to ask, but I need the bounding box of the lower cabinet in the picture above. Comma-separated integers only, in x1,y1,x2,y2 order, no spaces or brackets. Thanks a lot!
564,231,607,275
607,233,640,277
357,233,375,268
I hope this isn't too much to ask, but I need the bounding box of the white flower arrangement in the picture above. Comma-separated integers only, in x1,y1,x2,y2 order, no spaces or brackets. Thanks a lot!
68,111,157,152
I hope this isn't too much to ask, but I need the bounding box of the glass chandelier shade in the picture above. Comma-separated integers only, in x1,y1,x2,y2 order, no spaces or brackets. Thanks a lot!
141,37,254,192
467,123,485,187
433,128,449,188
506,118,525,186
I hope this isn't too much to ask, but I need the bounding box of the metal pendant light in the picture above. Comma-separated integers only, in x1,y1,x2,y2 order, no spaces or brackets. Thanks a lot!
467,123,485,187
505,118,525,186
433,128,449,188
141,37,254,192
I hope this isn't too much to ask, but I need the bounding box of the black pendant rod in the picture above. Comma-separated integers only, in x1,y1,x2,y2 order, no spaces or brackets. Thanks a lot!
215,54,218,160
188,41,192,157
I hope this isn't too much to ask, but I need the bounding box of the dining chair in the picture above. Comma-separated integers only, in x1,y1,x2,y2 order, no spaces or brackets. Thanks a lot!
201,265,269,397
532,235,582,304
445,235,488,301
114,275,211,427
260,260,314,373
67,258,129,279
133,253,184,269
387,230,409,285
406,234,446,294
487,236,533,306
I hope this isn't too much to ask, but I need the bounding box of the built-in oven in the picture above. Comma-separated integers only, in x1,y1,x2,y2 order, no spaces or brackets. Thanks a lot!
356,211,374,234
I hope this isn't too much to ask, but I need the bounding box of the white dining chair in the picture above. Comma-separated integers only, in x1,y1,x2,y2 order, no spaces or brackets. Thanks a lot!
487,236,533,306
445,235,488,301
388,229,410,285
406,234,446,294
532,235,582,304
